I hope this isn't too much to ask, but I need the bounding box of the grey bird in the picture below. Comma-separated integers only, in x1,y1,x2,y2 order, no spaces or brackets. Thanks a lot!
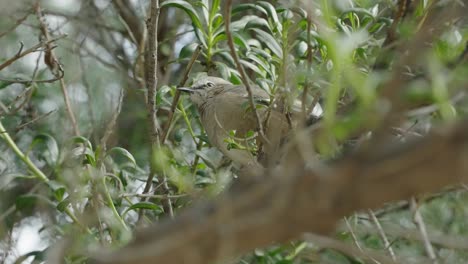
178,76,291,169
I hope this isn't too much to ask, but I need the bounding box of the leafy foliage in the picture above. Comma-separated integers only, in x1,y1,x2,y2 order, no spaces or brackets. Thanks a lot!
0,0,467,263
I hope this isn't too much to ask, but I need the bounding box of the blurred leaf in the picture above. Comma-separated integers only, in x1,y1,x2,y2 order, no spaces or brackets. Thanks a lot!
123,202,162,216
70,136,93,152
233,3,267,17
13,250,45,264
56,197,71,212
48,180,66,201
320,249,353,264
16,194,54,211
108,147,137,168
179,42,199,59
31,133,59,166
0,80,14,90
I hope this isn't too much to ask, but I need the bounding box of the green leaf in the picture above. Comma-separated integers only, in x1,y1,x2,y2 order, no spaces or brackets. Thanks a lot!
233,32,250,51
216,50,236,67
209,0,221,25
249,28,283,58
232,3,267,16
246,52,271,76
108,147,137,167
71,145,96,166
48,180,67,201
194,26,207,48
123,202,162,216
16,194,54,211
179,42,198,59
211,13,223,31
31,133,59,166
56,197,71,212
196,133,211,144
231,15,270,32
161,0,203,30
70,136,93,152
257,1,281,32
240,59,265,77
15,195,38,211
200,0,209,25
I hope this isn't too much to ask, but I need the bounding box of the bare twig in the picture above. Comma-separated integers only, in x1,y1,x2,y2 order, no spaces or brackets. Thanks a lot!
0,74,64,85
303,233,396,264
120,193,187,199
99,87,125,154
0,34,67,72
344,217,381,264
35,3,81,137
161,44,202,143
224,0,268,144
15,109,57,132
0,12,30,39
410,198,438,264
112,0,144,45
368,209,397,262
140,0,174,219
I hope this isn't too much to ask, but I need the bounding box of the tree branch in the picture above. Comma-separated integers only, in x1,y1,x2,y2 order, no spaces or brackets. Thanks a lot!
91,118,468,264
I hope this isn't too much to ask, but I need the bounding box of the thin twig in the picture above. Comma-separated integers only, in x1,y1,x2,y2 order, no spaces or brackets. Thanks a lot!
35,3,81,137
224,0,268,144
161,44,202,143
99,87,125,154
0,12,30,39
15,109,57,132
121,193,187,199
303,233,397,264
344,217,381,264
0,34,67,72
140,0,174,219
301,11,314,121
78,47,98,142
368,209,397,262
0,74,64,85
410,198,438,264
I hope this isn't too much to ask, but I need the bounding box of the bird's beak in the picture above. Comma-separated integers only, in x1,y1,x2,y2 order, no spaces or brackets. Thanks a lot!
177,87,194,93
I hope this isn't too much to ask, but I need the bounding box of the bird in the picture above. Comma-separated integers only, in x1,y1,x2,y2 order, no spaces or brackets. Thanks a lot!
178,76,293,171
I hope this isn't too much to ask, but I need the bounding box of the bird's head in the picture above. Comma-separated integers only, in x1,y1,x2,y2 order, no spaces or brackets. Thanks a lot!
178,76,232,106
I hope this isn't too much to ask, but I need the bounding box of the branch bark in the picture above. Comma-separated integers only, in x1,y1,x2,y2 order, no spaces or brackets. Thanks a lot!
92,118,468,264
140,0,174,218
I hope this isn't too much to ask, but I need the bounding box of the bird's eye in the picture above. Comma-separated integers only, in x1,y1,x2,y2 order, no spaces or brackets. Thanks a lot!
206,81,215,88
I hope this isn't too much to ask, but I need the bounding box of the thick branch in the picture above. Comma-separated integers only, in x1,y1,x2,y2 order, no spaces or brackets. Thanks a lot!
92,118,468,264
